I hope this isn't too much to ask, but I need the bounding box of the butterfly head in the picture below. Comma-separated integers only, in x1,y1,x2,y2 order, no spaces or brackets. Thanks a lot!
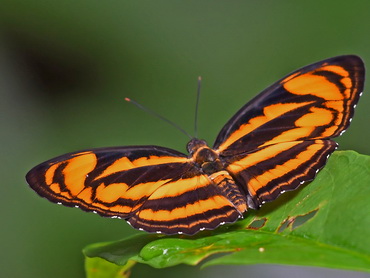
186,138,208,155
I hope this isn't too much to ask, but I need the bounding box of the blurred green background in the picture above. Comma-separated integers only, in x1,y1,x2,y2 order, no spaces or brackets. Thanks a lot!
1,1,370,278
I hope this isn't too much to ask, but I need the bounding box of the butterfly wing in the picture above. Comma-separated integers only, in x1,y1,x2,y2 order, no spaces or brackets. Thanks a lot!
214,55,364,155
26,146,242,235
223,139,337,207
214,55,365,207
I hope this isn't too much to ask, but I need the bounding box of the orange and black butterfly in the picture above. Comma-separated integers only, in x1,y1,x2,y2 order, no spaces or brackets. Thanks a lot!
26,55,365,235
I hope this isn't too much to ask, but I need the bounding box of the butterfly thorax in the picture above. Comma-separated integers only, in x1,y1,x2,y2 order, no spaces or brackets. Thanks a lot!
187,138,248,213
187,138,222,174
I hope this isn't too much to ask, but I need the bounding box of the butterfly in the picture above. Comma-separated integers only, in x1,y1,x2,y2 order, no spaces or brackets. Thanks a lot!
26,55,365,235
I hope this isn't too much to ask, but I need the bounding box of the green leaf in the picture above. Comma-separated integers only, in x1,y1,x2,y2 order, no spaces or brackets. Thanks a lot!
85,256,135,278
84,151,370,275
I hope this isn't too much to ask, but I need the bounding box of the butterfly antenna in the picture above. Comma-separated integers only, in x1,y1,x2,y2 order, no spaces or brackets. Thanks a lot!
194,76,202,138
125,97,193,139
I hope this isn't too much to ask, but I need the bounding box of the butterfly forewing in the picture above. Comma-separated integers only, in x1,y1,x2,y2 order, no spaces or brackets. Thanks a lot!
214,55,364,156
26,146,187,216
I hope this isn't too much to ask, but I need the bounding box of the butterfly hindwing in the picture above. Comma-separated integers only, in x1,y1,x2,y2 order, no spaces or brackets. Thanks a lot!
128,175,242,234
26,146,242,235
223,139,337,207
214,55,364,156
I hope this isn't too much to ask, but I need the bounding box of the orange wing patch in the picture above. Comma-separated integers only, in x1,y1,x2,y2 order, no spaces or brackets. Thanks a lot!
283,72,344,99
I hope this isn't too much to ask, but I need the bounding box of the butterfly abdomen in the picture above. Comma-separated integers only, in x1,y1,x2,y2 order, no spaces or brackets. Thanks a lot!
209,170,247,213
